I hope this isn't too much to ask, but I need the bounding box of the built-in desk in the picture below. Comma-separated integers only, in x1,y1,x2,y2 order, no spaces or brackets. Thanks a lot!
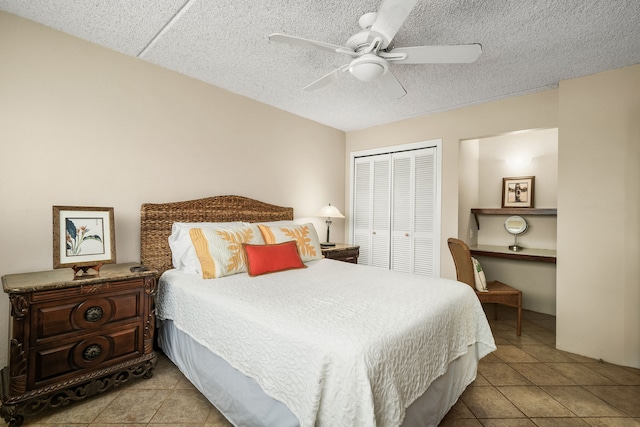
470,244,557,263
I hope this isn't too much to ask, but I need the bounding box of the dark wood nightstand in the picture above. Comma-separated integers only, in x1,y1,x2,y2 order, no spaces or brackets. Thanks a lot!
0,263,158,426
321,243,360,264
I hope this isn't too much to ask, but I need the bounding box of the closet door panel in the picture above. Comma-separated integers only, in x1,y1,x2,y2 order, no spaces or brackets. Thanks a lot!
352,143,439,276
413,237,435,276
353,158,372,266
414,152,435,234
413,149,437,276
353,155,390,269
371,157,391,269
391,235,411,273
391,154,412,272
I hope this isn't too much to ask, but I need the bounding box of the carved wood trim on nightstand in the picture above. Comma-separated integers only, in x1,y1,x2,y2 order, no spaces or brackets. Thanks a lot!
1,263,158,427
9,295,28,319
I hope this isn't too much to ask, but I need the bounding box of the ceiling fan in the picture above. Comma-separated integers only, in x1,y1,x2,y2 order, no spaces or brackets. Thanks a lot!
268,0,482,99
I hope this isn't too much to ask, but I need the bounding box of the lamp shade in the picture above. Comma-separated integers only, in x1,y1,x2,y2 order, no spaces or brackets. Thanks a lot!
316,204,345,218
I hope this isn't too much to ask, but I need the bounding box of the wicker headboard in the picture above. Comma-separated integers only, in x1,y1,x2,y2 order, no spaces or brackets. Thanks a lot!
140,195,294,275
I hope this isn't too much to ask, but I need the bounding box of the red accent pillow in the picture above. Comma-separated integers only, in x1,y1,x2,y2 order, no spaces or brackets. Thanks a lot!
242,241,306,276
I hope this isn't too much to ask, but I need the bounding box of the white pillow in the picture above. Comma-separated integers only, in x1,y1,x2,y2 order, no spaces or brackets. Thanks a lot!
189,224,265,279
169,222,244,273
257,223,322,262
472,257,488,292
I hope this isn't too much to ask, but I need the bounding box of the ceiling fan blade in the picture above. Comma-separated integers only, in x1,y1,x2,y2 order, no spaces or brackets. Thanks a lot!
376,70,407,99
303,65,349,92
388,44,482,64
369,0,418,47
269,33,351,56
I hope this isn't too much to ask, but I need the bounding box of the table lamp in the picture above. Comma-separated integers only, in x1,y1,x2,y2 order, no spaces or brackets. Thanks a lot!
316,204,344,247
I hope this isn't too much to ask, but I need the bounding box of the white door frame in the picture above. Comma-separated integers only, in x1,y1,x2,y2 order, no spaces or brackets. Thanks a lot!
349,139,443,277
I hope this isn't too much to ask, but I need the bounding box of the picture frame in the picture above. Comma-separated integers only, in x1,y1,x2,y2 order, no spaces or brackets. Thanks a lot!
53,206,116,269
502,176,535,208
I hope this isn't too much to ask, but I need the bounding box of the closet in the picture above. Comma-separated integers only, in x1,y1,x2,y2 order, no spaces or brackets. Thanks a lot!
351,143,440,276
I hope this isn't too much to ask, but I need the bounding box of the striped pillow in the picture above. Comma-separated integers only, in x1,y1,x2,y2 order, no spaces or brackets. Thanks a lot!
169,221,245,273
258,223,322,262
189,224,264,279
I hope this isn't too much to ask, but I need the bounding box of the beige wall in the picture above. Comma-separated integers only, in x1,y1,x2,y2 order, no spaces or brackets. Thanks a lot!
347,65,640,368
557,65,640,368
0,12,346,365
458,139,480,246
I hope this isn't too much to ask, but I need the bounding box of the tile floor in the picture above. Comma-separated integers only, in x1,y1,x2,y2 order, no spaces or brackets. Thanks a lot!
18,307,640,426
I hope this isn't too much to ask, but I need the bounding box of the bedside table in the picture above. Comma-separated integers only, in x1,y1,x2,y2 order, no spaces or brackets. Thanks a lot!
321,243,360,264
0,263,158,426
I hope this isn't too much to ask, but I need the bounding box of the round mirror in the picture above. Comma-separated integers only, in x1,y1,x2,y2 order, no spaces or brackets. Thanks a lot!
504,216,527,235
504,216,527,252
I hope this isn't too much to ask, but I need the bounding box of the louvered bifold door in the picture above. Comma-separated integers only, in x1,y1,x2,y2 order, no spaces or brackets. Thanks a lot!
353,155,391,269
390,148,437,276
391,152,413,273
413,148,437,276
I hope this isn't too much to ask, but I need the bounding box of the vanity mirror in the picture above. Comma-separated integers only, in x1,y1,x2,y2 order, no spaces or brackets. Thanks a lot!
504,215,527,251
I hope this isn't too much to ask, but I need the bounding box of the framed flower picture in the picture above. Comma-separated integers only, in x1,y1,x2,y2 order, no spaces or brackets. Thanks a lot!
502,176,535,208
53,206,116,269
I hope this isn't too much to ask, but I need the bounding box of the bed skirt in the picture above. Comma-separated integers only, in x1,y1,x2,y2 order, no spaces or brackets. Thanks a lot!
158,319,480,427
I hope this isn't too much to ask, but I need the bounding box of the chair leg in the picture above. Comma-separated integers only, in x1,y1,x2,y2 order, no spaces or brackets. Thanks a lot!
517,305,522,336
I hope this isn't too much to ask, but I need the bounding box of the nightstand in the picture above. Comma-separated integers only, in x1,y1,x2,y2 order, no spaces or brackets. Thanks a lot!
0,263,158,426
321,243,360,264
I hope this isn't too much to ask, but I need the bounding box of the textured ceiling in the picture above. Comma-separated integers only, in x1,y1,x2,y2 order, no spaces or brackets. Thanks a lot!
2,0,640,131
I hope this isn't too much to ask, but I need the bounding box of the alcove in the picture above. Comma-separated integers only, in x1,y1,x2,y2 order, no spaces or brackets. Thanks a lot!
458,128,558,314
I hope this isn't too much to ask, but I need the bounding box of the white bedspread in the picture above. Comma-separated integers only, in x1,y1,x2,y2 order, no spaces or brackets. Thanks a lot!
157,259,495,427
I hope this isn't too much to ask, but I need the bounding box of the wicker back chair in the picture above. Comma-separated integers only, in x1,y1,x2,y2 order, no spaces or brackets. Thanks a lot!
447,238,522,336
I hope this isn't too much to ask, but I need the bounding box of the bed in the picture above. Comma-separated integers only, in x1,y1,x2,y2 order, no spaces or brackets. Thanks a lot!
140,195,496,427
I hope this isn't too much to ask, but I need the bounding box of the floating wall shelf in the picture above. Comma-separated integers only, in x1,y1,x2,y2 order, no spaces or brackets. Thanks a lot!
471,208,557,230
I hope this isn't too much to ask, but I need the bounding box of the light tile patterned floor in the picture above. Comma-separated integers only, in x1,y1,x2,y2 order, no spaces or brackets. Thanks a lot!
20,307,640,426
440,307,640,427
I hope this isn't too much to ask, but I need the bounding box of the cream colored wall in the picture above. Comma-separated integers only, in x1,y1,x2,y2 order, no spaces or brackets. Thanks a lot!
557,65,640,368
458,139,480,247
0,12,346,366
474,130,558,250
477,130,558,219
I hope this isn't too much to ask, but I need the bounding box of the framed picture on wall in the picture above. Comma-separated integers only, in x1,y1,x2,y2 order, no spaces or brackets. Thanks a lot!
502,176,535,208
53,206,116,269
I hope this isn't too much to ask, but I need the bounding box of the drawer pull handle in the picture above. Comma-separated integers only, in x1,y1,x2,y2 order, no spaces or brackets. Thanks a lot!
83,344,102,361
84,306,103,323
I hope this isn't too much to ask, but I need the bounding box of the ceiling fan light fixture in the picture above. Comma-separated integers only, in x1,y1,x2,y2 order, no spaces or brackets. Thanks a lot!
349,54,388,82
269,0,482,97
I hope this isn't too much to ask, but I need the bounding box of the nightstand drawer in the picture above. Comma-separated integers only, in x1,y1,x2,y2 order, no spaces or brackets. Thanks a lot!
31,287,143,346
30,324,142,389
